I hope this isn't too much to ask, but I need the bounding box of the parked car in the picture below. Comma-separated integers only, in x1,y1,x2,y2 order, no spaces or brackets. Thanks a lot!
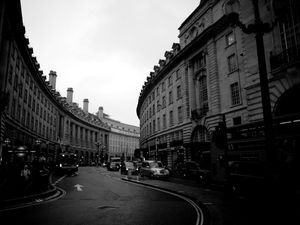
140,160,170,179
178,161,211,182
120,161,139,175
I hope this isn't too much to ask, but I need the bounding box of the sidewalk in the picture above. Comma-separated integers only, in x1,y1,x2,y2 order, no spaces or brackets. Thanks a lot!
122,175,300,225
0,172,61,211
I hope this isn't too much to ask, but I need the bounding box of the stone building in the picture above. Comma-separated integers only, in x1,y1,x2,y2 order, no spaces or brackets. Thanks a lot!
96,107,140,161
0,0,110,166
136,0,300,182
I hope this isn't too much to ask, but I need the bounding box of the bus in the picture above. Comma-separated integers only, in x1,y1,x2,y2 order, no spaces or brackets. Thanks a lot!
55,152,79,175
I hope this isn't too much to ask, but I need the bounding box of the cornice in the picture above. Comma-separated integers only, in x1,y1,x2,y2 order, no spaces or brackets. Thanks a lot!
136,15,230,117
8,0,110,132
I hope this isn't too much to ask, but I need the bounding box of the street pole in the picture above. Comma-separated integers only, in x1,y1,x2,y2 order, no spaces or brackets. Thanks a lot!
252,0,274,167
225,0,275,178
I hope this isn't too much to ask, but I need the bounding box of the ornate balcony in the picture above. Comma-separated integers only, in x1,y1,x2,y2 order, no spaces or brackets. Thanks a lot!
191,103,209,120
270,45,300,72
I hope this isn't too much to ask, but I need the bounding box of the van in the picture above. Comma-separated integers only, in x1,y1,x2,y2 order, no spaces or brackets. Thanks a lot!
107,157,121,171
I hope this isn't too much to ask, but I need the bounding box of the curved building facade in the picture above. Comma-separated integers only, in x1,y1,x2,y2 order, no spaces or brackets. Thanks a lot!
96,107,140,161
0,0,110,166
137,0,300,182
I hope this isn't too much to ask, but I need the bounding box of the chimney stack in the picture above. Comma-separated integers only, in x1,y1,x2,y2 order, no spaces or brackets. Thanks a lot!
98,106,103,118
83,99,89,113
67,88,73,103
49,70,57,89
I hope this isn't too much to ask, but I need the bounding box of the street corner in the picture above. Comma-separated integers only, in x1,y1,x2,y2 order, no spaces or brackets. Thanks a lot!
0,186,65,212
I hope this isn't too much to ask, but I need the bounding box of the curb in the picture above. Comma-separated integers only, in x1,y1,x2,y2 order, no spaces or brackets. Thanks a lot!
0,185,59,209
122,178,211,225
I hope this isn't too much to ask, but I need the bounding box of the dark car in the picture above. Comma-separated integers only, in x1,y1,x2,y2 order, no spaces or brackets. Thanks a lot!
179,161,211,182
120,161,139,175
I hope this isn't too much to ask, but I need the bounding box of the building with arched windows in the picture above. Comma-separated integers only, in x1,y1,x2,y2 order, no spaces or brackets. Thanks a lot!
137,0,300,183
96,107,140,161
0,0,110,167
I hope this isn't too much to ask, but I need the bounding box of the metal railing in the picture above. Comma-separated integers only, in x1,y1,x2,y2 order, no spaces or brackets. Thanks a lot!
270,45,300,71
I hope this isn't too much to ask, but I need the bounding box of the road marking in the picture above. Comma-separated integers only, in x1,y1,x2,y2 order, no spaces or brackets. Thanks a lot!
52,175,66,185
123,180,204,225
74,184,84,191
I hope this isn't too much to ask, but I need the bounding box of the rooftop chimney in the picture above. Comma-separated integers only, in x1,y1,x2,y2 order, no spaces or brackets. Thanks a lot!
83,99,89,113
67,88,73,103
98,106,103,118
48,70,57,89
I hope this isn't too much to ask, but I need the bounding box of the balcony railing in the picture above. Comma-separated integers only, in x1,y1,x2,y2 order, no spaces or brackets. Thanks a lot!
270,45,300,71
191,103,209,120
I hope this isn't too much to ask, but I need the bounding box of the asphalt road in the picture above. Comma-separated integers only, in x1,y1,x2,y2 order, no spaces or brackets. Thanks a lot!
0,167,199,225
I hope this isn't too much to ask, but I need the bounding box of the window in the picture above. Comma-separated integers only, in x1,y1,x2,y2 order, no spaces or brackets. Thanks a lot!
157,117,161,131
199,76,208,104
152,104,155,114
177,85,182,99
277,0,300,51
13,75,18,90
230,82,241,106
22,109,26,125
228,54,237,73
169,110,174,127
168,91,173,105
176,69,181,80
32,99,35,112
8,65,13,84
17,104,21,121
24,89,28,103
226,31,235,46
178,106,183,123
156,87,160,96
194,52,206,72
233,116,241,125
157,100,160,112
163,114,166,129
28,95,32,108
168,75,173,86
153,119,156,133
162,96,166,108
19,82,23,97
162,81,166,92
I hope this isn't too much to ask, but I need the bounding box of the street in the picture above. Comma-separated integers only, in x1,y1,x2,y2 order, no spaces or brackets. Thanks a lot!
0,167,200,225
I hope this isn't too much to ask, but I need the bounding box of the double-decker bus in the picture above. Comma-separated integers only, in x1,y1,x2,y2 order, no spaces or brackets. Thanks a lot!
55,152,79,175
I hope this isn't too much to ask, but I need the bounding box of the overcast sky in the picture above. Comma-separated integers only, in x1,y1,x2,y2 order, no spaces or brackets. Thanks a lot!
20,0,199,126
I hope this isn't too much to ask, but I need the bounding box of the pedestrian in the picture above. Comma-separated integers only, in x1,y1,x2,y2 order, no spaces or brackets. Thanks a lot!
20,164,31,194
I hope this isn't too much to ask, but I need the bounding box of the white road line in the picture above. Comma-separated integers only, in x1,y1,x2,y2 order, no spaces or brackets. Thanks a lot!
123,180,204,225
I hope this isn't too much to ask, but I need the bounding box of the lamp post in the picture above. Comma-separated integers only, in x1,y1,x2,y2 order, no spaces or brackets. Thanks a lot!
35,139,41,161
95,141,100,167
3,138,10,164
225,0,275,170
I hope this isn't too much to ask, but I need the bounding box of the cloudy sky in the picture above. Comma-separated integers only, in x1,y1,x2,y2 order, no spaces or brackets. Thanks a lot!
20,0,199,126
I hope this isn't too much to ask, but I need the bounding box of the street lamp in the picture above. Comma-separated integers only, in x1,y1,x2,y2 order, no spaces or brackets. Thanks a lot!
35,139,41,160
224,0,275,168
95,141,100,167
3,138,10,163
